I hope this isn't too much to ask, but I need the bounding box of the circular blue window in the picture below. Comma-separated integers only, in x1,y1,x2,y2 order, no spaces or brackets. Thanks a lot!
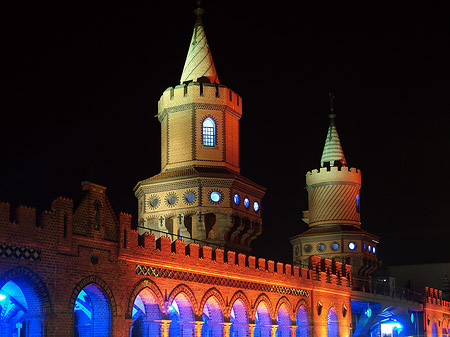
210,191,222,203
243,197,250,208
331,243,339,251
233,193,240,205
372,246,376,254
185,192,195,203
317,243,326,251
253,201,260,212
348,242,356,251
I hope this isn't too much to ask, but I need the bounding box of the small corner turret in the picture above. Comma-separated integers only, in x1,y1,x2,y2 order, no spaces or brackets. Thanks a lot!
290,94,378,283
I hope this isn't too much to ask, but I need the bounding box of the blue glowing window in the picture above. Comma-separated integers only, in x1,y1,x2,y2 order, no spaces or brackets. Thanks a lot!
253,201,260,212
348,242,356,251
331,243,339,251
317,244,326,251
356,194,360,213
233,193,240,205
364,243,367,251
243,198,250,208
210,191,221,203
373,246,376,254
202,117,216,147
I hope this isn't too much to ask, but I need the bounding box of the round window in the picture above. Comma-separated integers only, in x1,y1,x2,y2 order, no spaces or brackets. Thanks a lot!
373,246,376,254
210,191,222,203
304,244,312,253
149,196,160,209
368,245,372,253
331,242,339,251
233,193,240,205
348,242,356,251
243,197,250,208
317,244,326,252
253,201,260,212
166,194,177,206
185,192,195,203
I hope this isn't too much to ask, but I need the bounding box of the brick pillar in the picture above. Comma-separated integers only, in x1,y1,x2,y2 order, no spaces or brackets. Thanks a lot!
194,321,204,337
271,324,279,337
248,324,256,337
223,322,233,337
291,325,297,337
160,319,171,337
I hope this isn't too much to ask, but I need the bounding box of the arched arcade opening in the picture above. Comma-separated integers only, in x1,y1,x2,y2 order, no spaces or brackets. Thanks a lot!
131,288,162,337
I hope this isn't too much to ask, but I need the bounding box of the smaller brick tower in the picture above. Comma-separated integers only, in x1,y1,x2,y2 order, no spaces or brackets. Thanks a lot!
134,4,265,253
290,95,378,282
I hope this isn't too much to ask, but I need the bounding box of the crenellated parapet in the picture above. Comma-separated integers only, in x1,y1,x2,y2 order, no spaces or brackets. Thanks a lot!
158,82,242,121
306,166,361,186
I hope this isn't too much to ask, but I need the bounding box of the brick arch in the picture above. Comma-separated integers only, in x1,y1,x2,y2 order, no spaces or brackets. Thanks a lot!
275,296,293,323
68,274,117,315
127,278,164,318
0,266,52,315
199,287,226,317
294,299,311,318
227,290,251,318
167,283,198,315
253,293,274,321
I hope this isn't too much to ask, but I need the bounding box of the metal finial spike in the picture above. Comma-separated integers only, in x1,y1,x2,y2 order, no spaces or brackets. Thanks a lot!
194,0,205,19
328,93,336,121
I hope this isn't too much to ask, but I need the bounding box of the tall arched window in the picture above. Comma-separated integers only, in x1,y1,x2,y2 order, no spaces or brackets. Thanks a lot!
327,307,338,337
202,117,216,147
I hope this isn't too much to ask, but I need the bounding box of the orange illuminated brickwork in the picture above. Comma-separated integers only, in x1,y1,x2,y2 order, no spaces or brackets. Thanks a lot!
0,182,353,337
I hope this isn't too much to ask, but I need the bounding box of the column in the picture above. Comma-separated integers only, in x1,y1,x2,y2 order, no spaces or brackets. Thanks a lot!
248,324,256,337
160,319,172,337
291,325,298,337
271,324,279,337
194,321,204,337
223,322,233,337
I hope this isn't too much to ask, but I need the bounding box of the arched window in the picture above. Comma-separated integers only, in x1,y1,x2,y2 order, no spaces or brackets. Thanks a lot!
327,307,339,337
230,299,249,337
276,303,291,337
93,201,101,230
201,296,224,337
202,118,216,147
296,305,309,337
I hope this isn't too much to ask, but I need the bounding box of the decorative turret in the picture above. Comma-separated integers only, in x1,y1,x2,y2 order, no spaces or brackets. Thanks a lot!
134,3,265,254
290,94,378,282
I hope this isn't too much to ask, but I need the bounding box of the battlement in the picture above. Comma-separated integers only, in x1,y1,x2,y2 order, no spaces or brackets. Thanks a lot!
158,81,242,118
425,287,450,308
126,232,352,290
306,166,361,186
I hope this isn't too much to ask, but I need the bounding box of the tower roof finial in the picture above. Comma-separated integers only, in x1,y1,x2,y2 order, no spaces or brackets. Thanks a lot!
320,93,347,167
180,0,219,84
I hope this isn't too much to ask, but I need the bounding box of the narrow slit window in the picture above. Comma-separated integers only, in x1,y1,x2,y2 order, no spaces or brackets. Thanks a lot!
202,117,216,147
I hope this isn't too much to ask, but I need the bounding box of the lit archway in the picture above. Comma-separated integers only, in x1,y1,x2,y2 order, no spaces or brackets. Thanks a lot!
230,298,249,337
0,279,45,337
168,293,195,337
295,305,309,337
432,321,438,337
73,284,111,337
327,307,338,337
131,288,162,337
201,296,224,337
254,301,271,337
276,303,291,337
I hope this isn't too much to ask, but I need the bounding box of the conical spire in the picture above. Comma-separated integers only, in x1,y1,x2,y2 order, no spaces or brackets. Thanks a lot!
320,94,347,167
180,2,219,84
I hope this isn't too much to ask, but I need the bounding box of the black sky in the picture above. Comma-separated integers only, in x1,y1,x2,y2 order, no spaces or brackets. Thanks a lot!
1,3,449,266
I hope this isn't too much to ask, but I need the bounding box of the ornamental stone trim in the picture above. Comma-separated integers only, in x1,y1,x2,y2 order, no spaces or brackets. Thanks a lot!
0,243,41,261
136,265,310,298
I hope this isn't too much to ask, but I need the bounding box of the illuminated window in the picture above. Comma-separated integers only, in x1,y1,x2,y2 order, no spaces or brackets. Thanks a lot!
331,243,339,251
327,307,339,337
202,117,216,146
253,201,260,212
94,201,101,230
348,242,356,251
356,194,360,213
243,198,250,209
210,191,222,203
233,193,240,205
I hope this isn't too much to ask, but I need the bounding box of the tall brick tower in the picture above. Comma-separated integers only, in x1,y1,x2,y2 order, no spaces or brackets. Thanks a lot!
290,95,379,281
134,4,265,253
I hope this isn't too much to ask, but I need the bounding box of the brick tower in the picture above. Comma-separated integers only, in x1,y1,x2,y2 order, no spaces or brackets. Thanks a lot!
134,5,265,253
290,95,378,281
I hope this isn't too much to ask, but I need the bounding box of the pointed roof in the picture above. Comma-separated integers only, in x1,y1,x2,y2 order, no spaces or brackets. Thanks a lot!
180,5,219,84
320,95,347,167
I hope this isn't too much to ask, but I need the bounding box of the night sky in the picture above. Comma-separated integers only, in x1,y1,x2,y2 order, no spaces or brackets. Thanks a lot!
1,3,449,267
